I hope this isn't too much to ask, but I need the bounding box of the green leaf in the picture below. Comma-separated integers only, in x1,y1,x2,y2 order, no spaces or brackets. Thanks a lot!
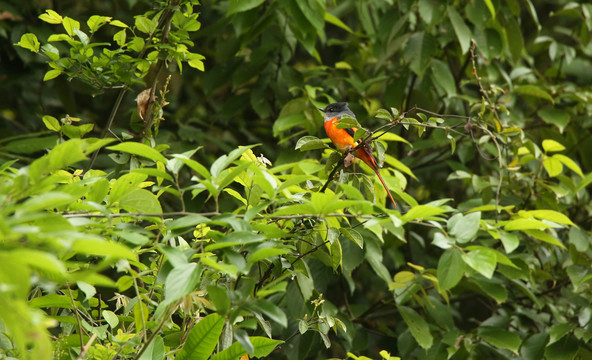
479,328,521,353
16,33,40,52
113,29,126,46
397,305,433,349
404,32,436,76
552,154,583,176
331,238,342,271
87,15,111,32
61,123,94,138
171,154,211,179
437,248,465,290
520,333,548,360
39,9,63,24
513,85,554,103
107,142,167,164
62,17,80,37
210,337,283,360
448,212,481,243
177,313,225,360
498,230,520,253
523,230,566,248
324,12,352,33
543,156,563,177
138,336,164,360
42,116,61,131
447,6,471,54
15,191,75,215
227,0,266,16
119,188,162,214
72,239,136,260
102,310,119,329
340,228,364,248
520,210,574,226
462,248,497,279
43,69,62,82
548,323,574,345
207,285,230,315
542,139,566,153
504,218,553,231
246,299,287,327
247,247,290,263
205,231,266,251
568,227,590,252
402,205,448,222
135,16,156,34
538,107,569,133
165,263,202,304
431,59,456,96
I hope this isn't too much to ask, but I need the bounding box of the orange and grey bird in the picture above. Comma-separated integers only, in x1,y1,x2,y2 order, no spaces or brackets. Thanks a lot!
319,102,397,208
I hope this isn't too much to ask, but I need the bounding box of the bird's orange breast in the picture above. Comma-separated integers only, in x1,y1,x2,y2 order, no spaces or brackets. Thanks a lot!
324,118,357,152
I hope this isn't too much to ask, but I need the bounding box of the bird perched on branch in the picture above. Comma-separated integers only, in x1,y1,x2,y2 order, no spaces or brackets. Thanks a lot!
319,102,397,208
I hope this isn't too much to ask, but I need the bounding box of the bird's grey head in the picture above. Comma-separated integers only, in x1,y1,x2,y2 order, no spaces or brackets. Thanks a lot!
318,102,356,122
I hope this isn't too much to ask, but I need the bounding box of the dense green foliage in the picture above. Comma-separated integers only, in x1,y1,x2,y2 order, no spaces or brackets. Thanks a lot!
2,0,592,359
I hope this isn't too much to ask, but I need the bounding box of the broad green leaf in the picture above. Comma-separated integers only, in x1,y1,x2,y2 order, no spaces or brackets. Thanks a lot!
39,9,63,24
498,230,520,253
102,310,119,329
9,249,66,277
437,248,465,290
205,231,265,251
520,333,549,360
543,156,563,177
448,212,481,243
177,313,225,360
552,154,583,177
538,107,569,133
479,328,521,353
246,299,287,327
404,32,436,76
171,154,210,179
62,17,80,37
15,191,75,215
138,335,164,360
513,85,554,102
227,0,265,16
469,277,507,303
72,239,136,260
462,248,497,279
165,263,202,304
568,227,590,252
247,247,290,263
16,33,40,52
210,145,257,179
87,15,111,32
542,139,566,153
520,209,574,226
42,116,61,132
397,305,433,349
43,69,62,81
29,294,72,309
119,188,162,214
504,218,553,231
402,205,448,222
167,215,209,230
523,230,566,248
431,59,456,96
548,323,574,345
107,142,167,164
210,337,283,360
340,228,363,248
61,123,94,138
448,6,471,54
207,285,230,315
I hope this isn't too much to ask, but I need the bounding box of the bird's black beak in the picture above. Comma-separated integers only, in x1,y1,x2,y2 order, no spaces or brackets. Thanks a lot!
318,107,325,112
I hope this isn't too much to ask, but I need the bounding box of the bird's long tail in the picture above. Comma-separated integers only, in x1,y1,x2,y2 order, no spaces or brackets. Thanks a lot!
357,148,397,208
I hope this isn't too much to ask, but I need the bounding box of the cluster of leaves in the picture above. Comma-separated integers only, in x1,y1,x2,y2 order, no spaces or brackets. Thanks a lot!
2,0,592,359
